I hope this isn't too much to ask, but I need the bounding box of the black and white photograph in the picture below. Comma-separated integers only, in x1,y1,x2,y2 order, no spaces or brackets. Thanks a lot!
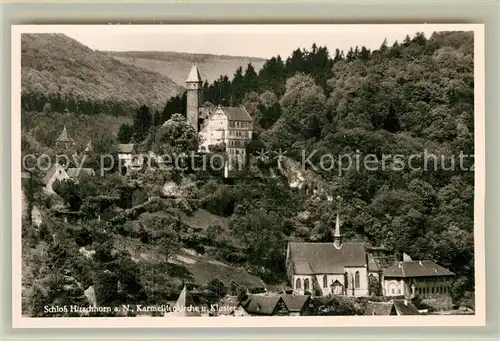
12,24,485,327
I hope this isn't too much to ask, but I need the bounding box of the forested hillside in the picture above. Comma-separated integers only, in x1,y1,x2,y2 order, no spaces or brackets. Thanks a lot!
21,34,183,116
21,31,476,316
107,51,266,85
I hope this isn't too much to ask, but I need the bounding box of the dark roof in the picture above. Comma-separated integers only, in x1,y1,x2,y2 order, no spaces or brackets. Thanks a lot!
393,299,420,315
367,253,379,272
117,143,136,154
363,302,395,315
383,260,455,278
241,296,287,315
220,106,252,122
56,125,74,143
288,242,367,274
279,295,312,312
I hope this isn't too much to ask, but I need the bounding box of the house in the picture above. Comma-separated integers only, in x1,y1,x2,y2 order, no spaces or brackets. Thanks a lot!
67,167,95,181
363,299,420,316
117,143,139,168
286,214,369,297
382,259,455,299
237,295,289,316
280,294,315,316
42,162,70,194
184,64,253,171
55,125,75,149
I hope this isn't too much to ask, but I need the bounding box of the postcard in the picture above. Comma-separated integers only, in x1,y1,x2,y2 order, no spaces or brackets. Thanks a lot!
11,23,485,328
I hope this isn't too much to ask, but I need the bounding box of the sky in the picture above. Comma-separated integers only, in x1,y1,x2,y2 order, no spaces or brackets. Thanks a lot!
27,24,465,59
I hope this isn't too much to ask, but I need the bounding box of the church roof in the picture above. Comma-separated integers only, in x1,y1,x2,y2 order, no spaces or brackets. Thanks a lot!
220,106,252,122
186,64,203,83
55,125,74,143
288,242,367,275
383,260,455,278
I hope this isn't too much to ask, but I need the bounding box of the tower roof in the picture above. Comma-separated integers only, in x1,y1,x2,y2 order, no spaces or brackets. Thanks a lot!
334,213,342,238
56,125,74,143
186,64,202,83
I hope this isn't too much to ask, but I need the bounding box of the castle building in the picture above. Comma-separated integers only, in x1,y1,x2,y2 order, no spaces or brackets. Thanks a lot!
185,65,253,158
285,214,370,297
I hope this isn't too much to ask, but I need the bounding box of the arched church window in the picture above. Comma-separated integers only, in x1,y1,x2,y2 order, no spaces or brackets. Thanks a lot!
295,278,301,290
323,275,328,288
355,271,360,288
304,278,310,291
344,272,349,288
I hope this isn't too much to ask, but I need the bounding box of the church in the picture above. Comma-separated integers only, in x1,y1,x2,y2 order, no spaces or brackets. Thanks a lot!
184,65,253,158
286,214,371,297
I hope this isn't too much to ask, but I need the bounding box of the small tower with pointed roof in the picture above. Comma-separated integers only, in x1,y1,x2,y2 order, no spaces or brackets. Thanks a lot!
333,213,343,248
55,125,75,149
186,64,203,132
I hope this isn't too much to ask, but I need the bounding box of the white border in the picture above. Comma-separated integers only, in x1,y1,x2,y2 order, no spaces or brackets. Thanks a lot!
11,24,486,328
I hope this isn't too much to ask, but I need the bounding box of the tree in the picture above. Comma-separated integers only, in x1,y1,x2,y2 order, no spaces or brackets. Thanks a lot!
117,123,134,144
132,105,153,142
152,113,199,155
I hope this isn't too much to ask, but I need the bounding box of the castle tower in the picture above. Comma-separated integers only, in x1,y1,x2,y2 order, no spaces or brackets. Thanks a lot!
186,64,203,132
333,213,343,248
55,125,75,149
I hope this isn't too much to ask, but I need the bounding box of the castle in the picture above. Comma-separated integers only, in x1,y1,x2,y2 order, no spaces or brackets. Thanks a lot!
185,65,253,158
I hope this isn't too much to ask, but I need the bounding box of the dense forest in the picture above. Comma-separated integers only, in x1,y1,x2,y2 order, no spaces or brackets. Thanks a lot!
21,31,475,316
21,34,183,116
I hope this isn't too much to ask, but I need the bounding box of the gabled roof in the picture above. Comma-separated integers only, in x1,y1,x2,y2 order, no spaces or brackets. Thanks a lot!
279,295,312,313
56,125,74,143
220,106,252,122
367,253,380,272
186,64,202,83
241,296,287,315
288,242,367,274
363,302,395,316
392,299,420,315
383,260,455,278
117,143,136,154
363,300,420,316
42,163,68,185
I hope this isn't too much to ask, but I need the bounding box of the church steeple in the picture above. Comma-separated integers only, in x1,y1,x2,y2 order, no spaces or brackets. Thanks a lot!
55,125,74,148
333,213,343,248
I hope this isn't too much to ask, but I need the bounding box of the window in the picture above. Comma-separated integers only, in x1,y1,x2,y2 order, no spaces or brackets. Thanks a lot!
295,278,301,290
431,287,434,294
355,271,360,288
397,288,401,294
392,288,395,295
304,278,310,291
323,275,328,288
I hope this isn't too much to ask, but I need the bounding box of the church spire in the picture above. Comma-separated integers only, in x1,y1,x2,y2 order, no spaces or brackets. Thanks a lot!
334,195,343,248
186,64,202,83
333,213,343,248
